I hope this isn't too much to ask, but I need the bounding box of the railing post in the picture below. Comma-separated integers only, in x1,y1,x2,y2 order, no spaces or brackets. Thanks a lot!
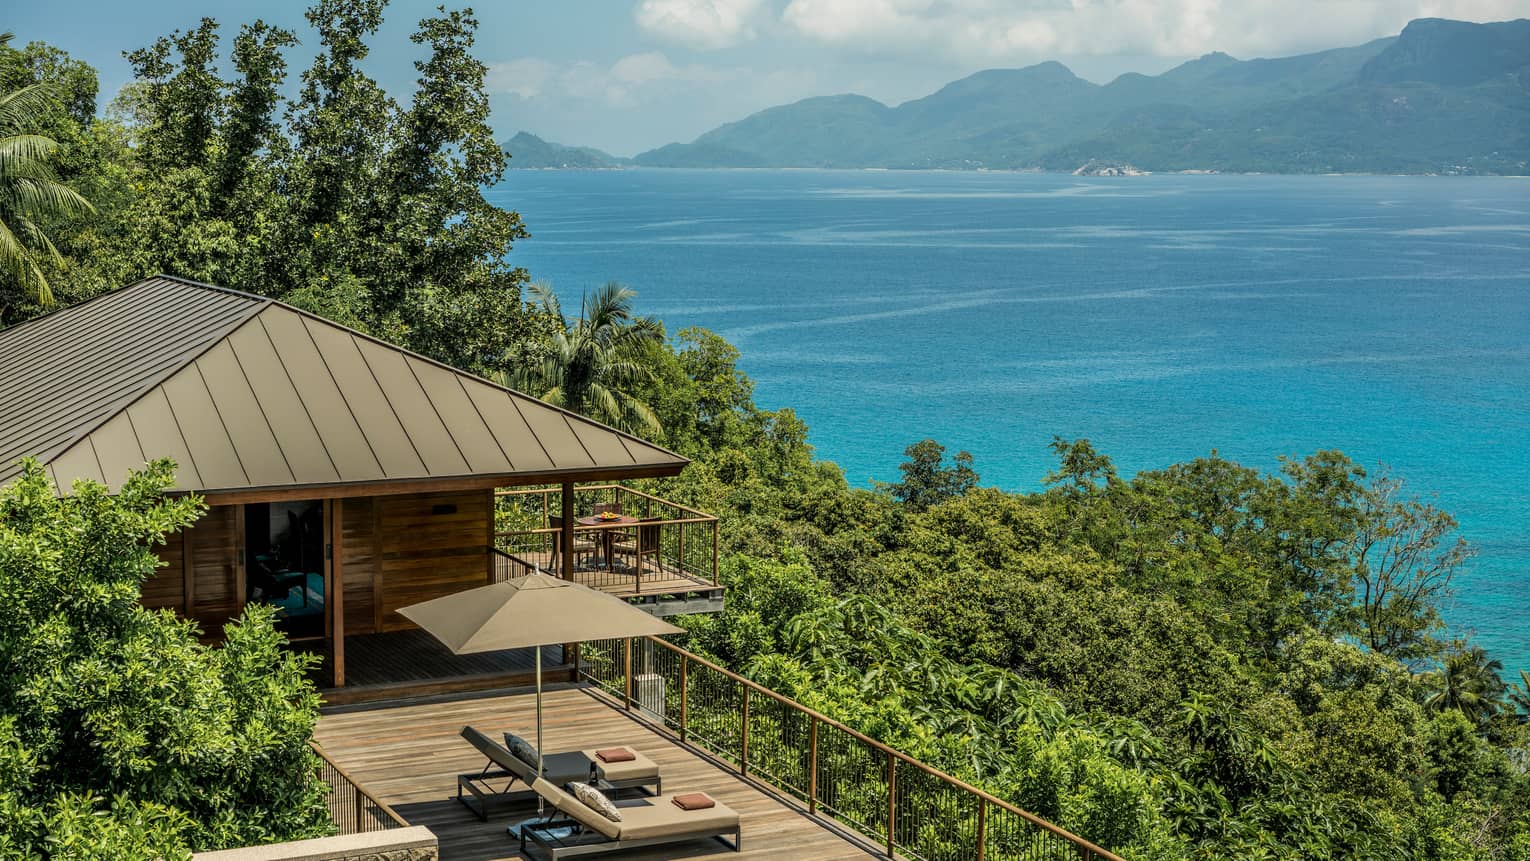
678,522,686,577
886,750,897,858
354,785,364,831
711,521,719,585
623,638,633,710
808,715,819,814
740,685,750,777
976,797,987,861
680,654,689,743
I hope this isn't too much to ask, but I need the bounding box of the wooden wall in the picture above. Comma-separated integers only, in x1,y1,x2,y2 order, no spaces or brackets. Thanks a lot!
145,488,492,638
144,504,242,632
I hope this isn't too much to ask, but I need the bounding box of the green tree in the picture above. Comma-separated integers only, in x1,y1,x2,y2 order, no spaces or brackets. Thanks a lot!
1424,645,1506,724
511,282,664,436
0,33,94,309
1349,470,1472,659
0,460,329,856
886,439,979,510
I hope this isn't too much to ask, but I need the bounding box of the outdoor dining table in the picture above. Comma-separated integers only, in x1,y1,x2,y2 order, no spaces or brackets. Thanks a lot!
575,514,638,571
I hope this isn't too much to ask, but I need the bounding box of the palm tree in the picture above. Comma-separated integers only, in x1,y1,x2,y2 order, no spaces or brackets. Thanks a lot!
1423,646,1505,723
506,282,663,437
1506,669,1530,717
0,35,94,307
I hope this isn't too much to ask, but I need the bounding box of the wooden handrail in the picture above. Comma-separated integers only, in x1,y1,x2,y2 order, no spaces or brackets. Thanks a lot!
310,741,409,829
494,513,717,535
496,484,719,522
630,636,1126,861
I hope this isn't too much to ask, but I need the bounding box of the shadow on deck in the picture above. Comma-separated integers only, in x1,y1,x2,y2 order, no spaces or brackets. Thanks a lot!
312,630,572,706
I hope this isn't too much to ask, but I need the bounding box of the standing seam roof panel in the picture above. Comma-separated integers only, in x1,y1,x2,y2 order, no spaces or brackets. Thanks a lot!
226,320,341,485
405,358,514,474
460,386,549,472
0,277,264,483
160,364,248,489
196,341,295,487
299,317,427,478
255,307,384,483
82,412,147,491
353,339,470,477
125,387,204,490
518,403,597,470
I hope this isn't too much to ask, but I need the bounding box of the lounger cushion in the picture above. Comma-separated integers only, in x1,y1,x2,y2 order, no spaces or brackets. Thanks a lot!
536,748,659,786
531,777,621,839
503,732,539,769
571,781,624,822
611,794,741,842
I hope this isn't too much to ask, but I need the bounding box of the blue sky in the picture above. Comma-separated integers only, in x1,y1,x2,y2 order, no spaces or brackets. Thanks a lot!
11,0,1530,156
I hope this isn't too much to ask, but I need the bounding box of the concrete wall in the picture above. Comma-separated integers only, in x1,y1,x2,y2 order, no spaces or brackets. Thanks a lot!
192,827,437,861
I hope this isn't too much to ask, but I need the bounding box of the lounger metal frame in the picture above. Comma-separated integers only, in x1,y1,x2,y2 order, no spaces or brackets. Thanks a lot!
519,814,741,859
456,727,661,821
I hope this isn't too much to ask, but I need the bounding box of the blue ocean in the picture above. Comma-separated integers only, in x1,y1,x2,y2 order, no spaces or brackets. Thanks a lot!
491,169,1530,672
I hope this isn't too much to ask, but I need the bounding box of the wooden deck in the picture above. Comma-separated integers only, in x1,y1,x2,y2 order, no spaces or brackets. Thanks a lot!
315,685,883,861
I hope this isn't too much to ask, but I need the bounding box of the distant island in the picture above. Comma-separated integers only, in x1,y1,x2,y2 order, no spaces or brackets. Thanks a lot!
504,17,1530,176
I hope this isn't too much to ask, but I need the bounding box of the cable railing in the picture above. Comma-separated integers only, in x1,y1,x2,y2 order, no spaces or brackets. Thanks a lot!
494,484,719,594
311,741,409,834
579,637,1125,861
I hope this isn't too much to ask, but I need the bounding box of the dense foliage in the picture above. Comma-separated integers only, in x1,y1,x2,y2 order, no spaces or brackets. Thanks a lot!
603,330,1530,859
0,461,328,859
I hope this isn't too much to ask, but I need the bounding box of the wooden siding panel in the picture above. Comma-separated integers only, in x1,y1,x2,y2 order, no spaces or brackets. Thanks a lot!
341,495,378,636
144,537,185,611
375,489,491,631
189,504,241,630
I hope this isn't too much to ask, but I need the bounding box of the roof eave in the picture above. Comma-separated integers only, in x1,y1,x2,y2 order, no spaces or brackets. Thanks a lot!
190,459,690,505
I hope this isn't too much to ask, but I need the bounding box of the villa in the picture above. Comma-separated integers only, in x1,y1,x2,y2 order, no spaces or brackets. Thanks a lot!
0,276,1117,861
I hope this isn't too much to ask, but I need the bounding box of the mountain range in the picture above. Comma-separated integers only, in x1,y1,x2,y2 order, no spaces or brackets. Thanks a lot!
502,18,1530,175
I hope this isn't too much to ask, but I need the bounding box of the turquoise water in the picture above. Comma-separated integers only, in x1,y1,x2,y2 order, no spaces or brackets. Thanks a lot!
491,169,1530,672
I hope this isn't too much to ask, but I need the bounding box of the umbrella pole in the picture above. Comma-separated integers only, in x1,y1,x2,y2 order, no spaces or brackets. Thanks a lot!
536,646,544,814
511,647,548,839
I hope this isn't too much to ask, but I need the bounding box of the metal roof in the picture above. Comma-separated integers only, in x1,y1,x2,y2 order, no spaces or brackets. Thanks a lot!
0,276,688,496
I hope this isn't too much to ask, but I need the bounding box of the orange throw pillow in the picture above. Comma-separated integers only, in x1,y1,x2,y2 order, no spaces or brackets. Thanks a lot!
672,792,715,810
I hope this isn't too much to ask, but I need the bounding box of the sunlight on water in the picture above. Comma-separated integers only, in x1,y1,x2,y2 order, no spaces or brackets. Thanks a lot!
494,169,1530,671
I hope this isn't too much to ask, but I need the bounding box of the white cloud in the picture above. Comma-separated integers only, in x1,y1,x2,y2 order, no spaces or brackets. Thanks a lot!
780,0,1530,63
635,0,767,49
490,50,813,112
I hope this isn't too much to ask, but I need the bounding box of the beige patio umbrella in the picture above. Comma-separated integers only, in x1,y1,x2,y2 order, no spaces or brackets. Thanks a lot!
397,572,682,795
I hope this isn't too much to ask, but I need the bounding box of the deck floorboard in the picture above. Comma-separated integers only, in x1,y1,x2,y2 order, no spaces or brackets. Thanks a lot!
315,686,883,861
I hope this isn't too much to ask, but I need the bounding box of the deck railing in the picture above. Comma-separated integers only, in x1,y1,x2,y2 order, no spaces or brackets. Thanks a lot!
311,741,409,834
495,484,719,592
579,637,1125,861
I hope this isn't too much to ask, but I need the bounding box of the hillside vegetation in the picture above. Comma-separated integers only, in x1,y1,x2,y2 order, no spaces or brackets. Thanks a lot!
607,18,1530,174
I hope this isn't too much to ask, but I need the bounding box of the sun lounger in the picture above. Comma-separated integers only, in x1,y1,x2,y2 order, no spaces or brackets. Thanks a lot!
456,726,661,821
520,776,741,859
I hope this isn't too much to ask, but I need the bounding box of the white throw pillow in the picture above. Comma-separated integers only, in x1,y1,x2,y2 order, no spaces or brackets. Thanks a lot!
570,780,623,822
